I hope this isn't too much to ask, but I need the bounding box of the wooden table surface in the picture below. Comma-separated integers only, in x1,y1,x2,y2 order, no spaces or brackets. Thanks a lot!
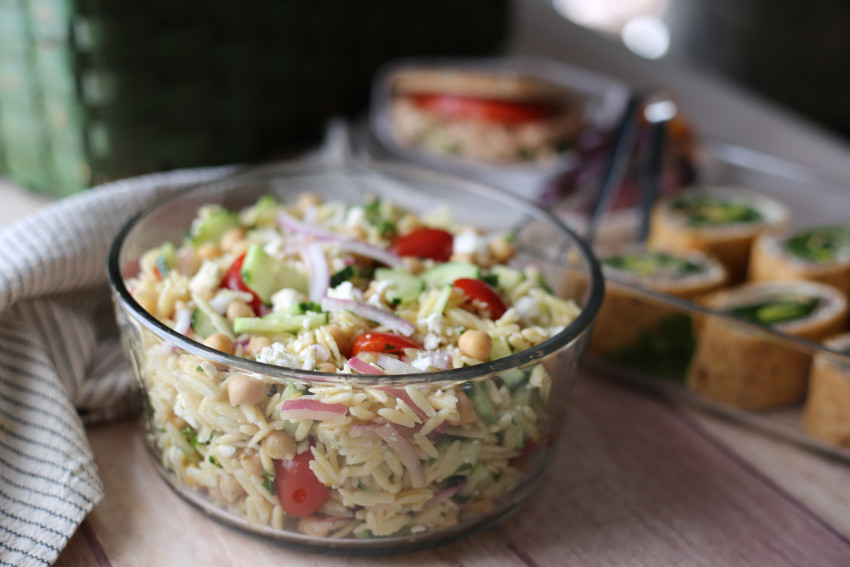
5,1,850,565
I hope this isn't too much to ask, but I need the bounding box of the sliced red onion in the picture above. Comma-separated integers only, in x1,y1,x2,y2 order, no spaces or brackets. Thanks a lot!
302,243,329,303
280,398,347,423
174,308,193,336
426,484,463,506
336,241,405,269
373,424,426,488
378,386,428,419
278,212,353,242
376,355,420,375
320,297,415,336
349,356,385,375
430,352,452,370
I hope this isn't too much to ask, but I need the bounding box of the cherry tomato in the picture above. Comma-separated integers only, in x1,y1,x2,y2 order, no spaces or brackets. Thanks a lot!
390,227,454,262
273,451,329,518
221,253,264,315
350,332,422,357
410,93,558,125
454,278,507,320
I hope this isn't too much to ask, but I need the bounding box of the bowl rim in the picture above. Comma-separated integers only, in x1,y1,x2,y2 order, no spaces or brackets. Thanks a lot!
107,159,605,386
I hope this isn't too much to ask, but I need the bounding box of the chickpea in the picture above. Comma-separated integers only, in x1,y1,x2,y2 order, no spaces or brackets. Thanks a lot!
239,449,264,477
296,193,323,212
227,373,267,406
488,239,515,263
262,430,296,460
324,324,350,356
134,290,158,315
402,256,424,275
220,228,246,252
458,330,492,361
450,253,473,264
246,336,273,358
314,362,337,373
226,300,254,322
203,333,234,355
450,391,477,425
397,212,421,235
346,225,367,240
218,474,244,503
196,242,221,261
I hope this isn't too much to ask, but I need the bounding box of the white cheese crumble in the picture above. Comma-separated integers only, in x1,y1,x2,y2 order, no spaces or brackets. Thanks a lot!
514,296,543,323
344,206,366,229
189,261,221,296
173,393,198,428
423,333,441,350
218,445,236,457
453,230,486,256
327,281,363,301
257,342,302,369
418,312,444,334
410,351,439,371
271,288,305,312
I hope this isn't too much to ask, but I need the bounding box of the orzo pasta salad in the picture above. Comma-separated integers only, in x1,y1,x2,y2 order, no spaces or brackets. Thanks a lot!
128,191,581,539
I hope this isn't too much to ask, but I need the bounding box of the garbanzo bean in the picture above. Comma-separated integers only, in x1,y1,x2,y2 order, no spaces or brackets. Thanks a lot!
226,300,254,322
262,430,296,460
458,330,492,361
203,333,234,355
246,336,273,357
220,228,246,252
227,373,267,406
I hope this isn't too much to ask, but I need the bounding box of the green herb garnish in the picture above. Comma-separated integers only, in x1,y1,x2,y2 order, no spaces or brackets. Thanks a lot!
263,470,276,496
671,194,762,227
727,295,820,326
604,251,703,277
784,226,850,263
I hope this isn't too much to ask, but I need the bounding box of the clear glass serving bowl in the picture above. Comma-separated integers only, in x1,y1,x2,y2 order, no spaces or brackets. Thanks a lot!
107,161,604,554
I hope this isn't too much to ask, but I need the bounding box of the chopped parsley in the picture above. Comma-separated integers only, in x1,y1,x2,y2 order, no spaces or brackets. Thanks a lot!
263,470,276,496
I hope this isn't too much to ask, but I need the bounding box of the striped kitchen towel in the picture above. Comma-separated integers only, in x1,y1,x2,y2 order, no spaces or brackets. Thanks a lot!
0,166,237,567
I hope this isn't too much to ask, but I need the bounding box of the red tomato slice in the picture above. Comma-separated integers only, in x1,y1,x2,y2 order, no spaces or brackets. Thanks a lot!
390,227,454,262
454,278,507,320
221,253,264,315
410,93,558,125
350,332,423,357
273,452,329,518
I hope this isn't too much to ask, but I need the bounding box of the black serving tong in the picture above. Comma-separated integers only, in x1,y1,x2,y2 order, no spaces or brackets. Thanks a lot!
584,90,676,246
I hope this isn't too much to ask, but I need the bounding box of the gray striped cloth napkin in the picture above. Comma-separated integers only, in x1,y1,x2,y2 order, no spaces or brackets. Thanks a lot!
0,166,236,567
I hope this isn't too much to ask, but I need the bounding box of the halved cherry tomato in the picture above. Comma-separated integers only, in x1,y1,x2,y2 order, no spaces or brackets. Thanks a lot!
221,253,264,315
454,278,507,320
273,451,329,518
350,332,422,357
410,93,559,125
390,227,454,262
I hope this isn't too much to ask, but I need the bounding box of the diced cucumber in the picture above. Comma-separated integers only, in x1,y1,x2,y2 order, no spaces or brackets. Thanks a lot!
240,244,308,303
156,242,176,277
192,294,234,339
432,284,453,314
191,308,219,339
491,336,526,388
190,207,239,246
233,312,328,335
330,265,358,288
457,462,495,500
490,265,525,293
374,268,424,304
462,381,497,425
421,262,480,287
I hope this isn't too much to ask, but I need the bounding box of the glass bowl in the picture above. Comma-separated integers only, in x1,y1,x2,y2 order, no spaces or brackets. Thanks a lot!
107,161,604,554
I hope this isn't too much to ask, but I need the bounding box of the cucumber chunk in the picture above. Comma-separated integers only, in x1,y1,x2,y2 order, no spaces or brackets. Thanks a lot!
190,207,239,246
421,262,480,287
490,265,525,293
457,462,495,500
374,268,424,304
233,312,329,335
191,308,219,339
491,336,526,388
240,244,308,303
192,293,234,339
462,381,497,425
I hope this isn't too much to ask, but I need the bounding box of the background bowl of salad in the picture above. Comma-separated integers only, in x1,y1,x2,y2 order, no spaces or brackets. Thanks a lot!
107,160,604,553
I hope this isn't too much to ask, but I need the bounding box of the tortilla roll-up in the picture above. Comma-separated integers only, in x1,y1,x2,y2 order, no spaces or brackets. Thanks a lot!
687,281,848,410
749,226,850,294
589,245,727,355
801,333,850,448
648,187,789,283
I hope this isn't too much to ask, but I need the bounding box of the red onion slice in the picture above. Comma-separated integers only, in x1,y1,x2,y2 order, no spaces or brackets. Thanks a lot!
376,355,420,375
277,212,353,242
320,297,415,336
377,386,428,419
174,308,193,336
349,356,385,375
280,398,347,423
336,241,405,269
373,424,426,488
302,243,330,303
